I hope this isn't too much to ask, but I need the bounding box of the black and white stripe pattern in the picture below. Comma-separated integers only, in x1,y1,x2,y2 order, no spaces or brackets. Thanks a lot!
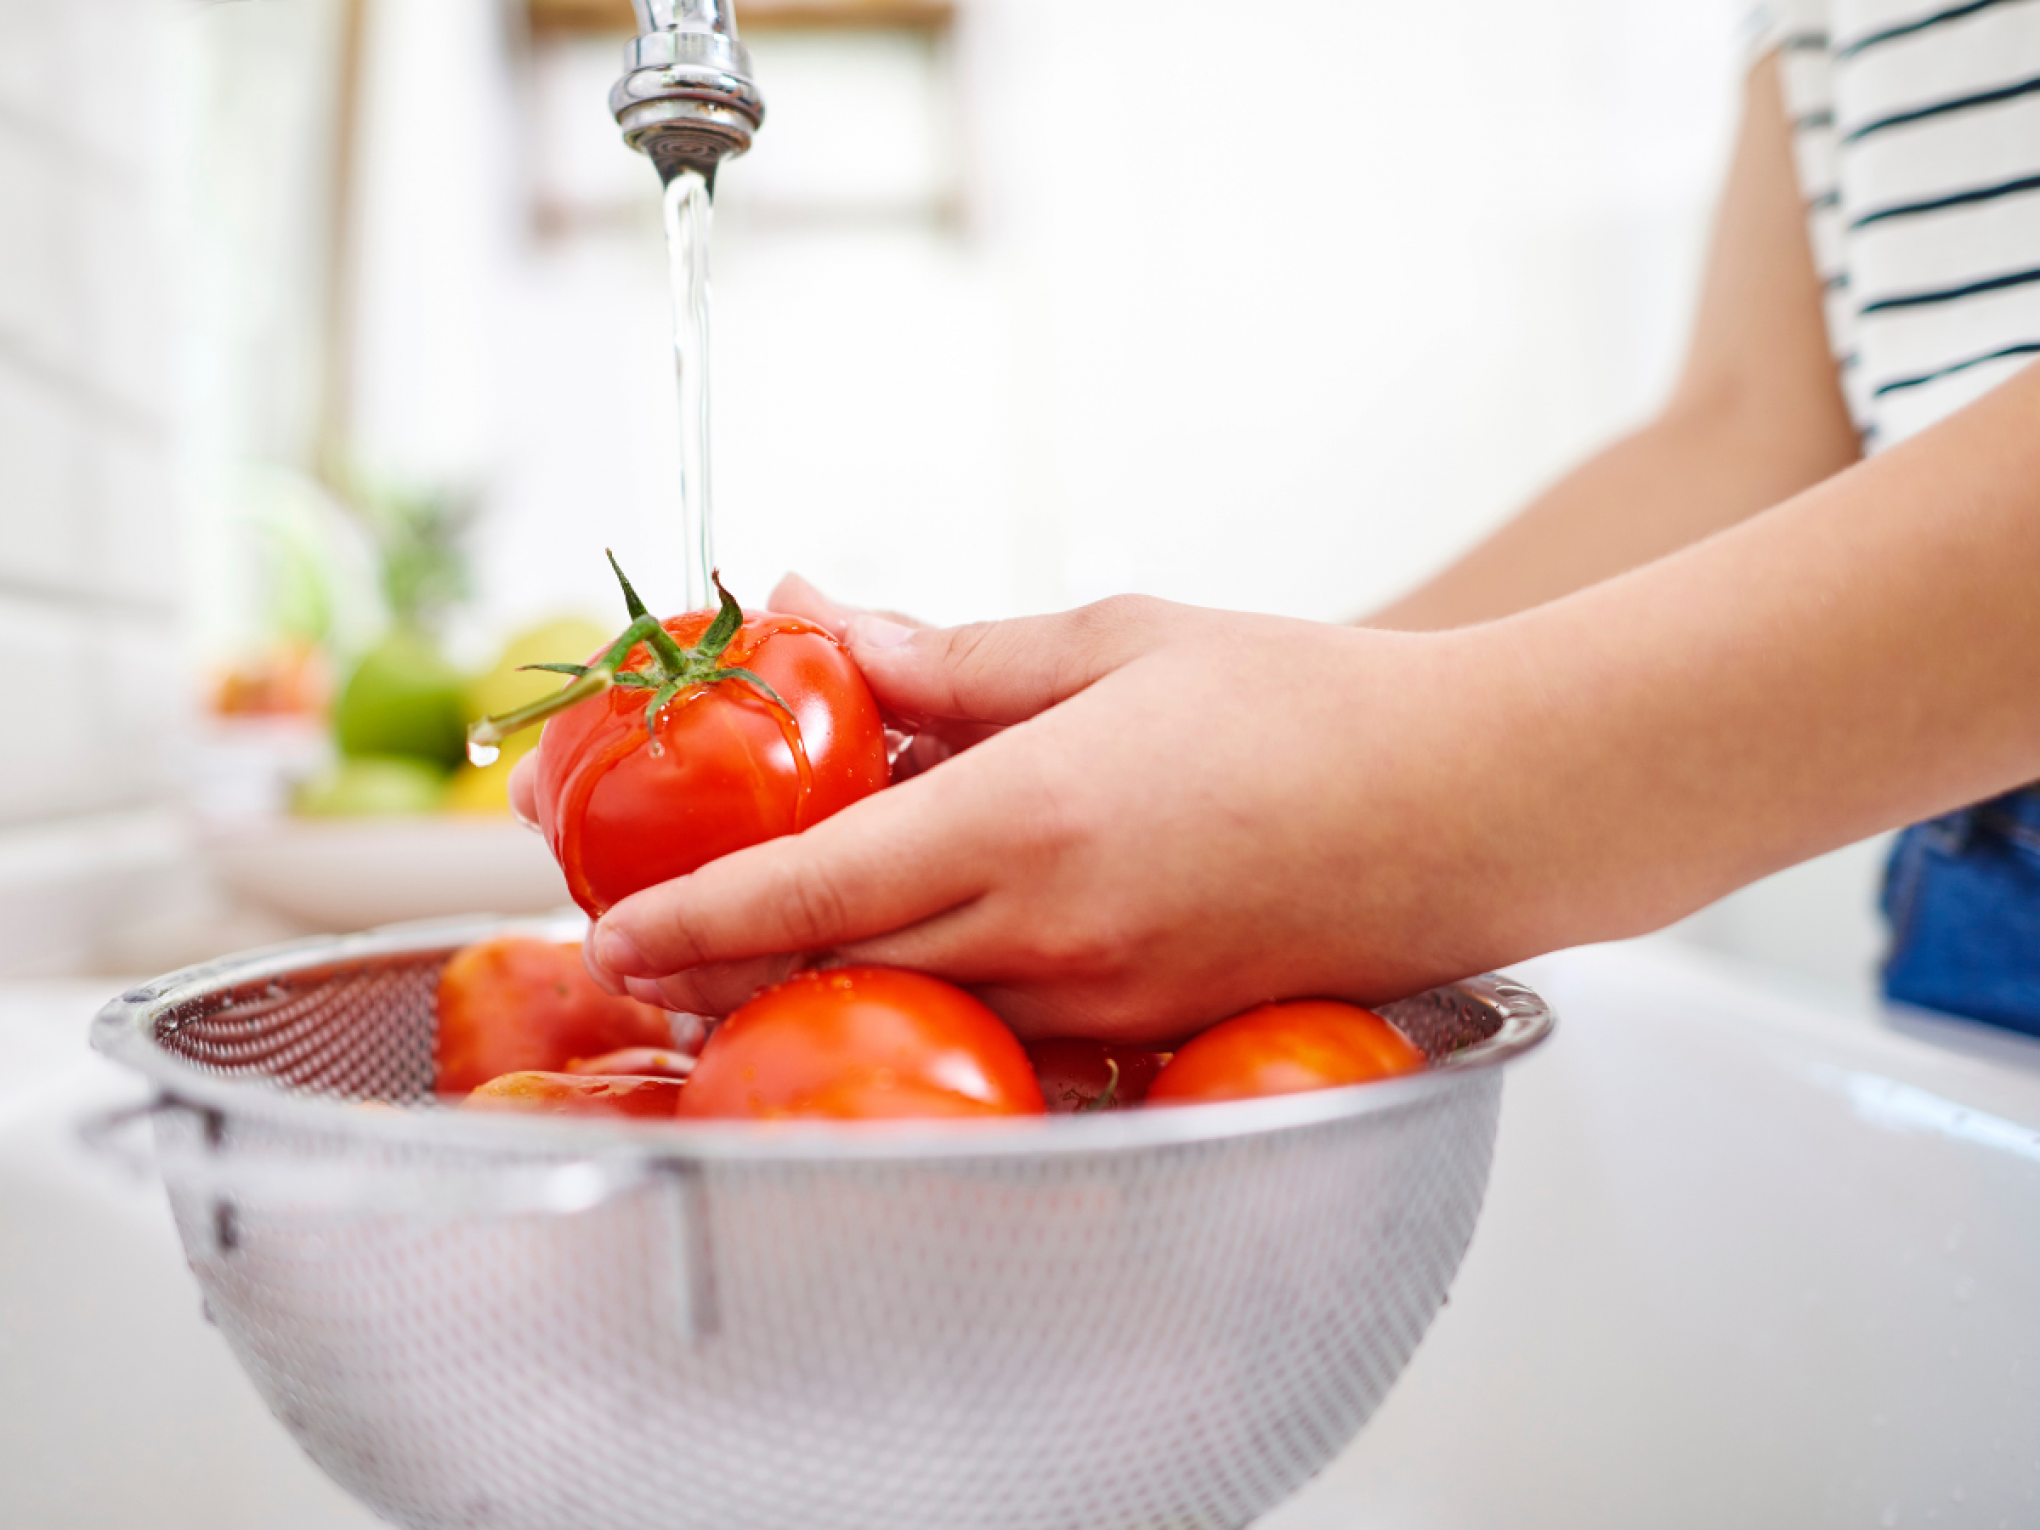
1751,0,2040,448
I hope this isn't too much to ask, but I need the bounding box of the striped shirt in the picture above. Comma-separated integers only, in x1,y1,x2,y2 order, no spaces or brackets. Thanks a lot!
1749,0,2040,449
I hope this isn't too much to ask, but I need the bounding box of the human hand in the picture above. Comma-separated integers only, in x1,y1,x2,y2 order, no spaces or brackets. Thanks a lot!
574,589,1565,1041
520,363,2040,1039
762,572,1003,780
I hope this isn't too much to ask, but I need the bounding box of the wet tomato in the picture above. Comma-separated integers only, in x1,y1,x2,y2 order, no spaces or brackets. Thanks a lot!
1024,1038,1171,1113
463,1071,685,1119
679,967,1046,1120
434,937,677,1095
1145,999,1426,1106
475,558,888,919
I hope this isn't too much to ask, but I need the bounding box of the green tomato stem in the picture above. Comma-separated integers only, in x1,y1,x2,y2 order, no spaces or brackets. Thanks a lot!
468,664,616,752
465,555,791,761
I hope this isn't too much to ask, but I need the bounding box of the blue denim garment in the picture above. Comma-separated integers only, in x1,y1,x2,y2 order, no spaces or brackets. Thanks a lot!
1883,786,2040,1037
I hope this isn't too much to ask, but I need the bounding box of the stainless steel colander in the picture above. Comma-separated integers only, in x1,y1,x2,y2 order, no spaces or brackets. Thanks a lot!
92,915,1553,1530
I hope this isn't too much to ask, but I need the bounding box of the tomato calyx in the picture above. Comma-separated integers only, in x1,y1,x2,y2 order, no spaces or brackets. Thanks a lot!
466,551,786,762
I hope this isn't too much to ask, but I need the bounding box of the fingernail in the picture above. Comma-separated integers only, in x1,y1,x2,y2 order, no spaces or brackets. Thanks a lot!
851,615,915,650
592,922,650,977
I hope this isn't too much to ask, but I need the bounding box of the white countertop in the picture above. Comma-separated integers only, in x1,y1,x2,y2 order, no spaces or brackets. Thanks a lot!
5,940,2038,1529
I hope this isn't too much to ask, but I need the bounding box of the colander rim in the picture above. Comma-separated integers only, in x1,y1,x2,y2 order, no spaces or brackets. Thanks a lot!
91,913,1554,1163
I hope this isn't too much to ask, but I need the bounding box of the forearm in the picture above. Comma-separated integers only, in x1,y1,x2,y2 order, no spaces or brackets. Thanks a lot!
1371,54,1858,632
1463,363,2040,956
1368,390,1852,631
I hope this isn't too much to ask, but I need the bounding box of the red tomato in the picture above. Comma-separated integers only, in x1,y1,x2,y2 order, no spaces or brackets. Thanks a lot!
678,967,1046,1120
435,937,676,1095
1145,1000,1426,1106
533,605,888,918
565,1047,695,1079
1025,1038,1171,1113
463,1071,684,1119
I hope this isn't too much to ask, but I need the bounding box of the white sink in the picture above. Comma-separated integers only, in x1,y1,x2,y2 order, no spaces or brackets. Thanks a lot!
3,942,2037,1528
1267,942,2040,1529
0,983,384,1530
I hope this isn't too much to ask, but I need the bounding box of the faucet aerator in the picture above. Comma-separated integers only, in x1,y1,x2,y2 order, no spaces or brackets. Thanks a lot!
612,2,765,184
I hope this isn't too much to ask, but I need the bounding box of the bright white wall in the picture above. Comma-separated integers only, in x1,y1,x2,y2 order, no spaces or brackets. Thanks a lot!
349,0,1745,631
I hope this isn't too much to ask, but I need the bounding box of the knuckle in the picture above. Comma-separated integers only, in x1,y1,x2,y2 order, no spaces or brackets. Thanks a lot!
941,620,1001,668
994,769,1129,980
1002,753,1090,855
1044,595,1174,697
650,922,712,973
937,622,1006,708
1021,917,1124,978
781,860,854,949
1073,592,1166,639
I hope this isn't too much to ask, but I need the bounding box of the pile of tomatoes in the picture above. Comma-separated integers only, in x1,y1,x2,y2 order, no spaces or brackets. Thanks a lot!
436,937,1427,1122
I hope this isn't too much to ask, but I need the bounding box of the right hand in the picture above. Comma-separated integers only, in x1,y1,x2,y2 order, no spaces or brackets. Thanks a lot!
578,589,1563,1040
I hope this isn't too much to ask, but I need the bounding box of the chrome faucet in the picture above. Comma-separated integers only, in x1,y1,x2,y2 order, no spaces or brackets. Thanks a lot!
611,0,766,185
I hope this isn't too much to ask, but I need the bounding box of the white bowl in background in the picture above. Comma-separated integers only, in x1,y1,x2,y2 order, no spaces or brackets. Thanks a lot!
204,817,574,933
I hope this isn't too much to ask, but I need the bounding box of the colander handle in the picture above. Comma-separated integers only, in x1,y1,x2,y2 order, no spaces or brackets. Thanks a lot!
77,1095,665,1215
76,1095,169,1179
80,1096,718,1340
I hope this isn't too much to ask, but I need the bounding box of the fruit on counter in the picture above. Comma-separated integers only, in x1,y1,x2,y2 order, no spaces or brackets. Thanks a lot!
441,621,615,815
441,755,515,815
565,1047,695,1078
1145,999,1426,1106
293,754,448,816
334,626,471,771
679,967,1047,1120
1025,1038,1172,1113
435,936,680,1095
214,641,331,718
464,1071,685,1119
468,554,888,918
467,617,612,760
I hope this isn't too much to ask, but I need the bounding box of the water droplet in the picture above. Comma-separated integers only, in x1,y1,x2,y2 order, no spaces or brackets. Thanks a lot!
1954,1276,1976,1302
1945,1222,1966,1254
1951,1487,1964,1503
1873,1412,1888,1428
1881,1503,1900,1527
468,740,500,768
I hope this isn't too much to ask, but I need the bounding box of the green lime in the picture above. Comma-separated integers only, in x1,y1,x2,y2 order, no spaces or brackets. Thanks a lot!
294,755,448,817
334,627,472,769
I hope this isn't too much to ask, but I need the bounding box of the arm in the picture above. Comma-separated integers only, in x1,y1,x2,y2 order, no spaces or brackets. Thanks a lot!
1369,55,1860,631
585,361,2040,1039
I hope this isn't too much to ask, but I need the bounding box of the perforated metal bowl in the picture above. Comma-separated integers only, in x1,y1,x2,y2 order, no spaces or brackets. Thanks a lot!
92,915,1553,1530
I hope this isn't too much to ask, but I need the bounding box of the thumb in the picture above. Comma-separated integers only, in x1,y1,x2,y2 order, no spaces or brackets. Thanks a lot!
845,594,1185,726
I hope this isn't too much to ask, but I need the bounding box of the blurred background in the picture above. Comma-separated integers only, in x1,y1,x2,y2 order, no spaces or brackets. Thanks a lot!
0,0,1888,991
